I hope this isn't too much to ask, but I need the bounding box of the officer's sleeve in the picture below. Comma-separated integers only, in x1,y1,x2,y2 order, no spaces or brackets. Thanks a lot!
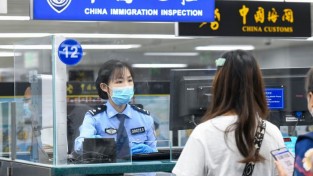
74,113,97,153
145,115,157,150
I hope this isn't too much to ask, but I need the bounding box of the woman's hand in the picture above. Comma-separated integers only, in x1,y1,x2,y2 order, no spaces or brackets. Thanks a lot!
275,160,288,176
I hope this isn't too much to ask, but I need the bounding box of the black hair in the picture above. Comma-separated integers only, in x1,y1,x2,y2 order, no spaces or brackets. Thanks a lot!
95,60,134,99
202,50,268,163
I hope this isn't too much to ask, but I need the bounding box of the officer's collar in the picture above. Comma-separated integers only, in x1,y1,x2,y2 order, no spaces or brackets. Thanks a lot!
106,101,132,119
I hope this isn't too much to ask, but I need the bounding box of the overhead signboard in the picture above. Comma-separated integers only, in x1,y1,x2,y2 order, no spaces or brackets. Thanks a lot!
31,0,214,22
177,1,311,37
0,0,7,14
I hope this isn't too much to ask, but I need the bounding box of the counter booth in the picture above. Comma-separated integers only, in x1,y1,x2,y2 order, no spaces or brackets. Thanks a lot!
1,34,313,176
0,36,178,176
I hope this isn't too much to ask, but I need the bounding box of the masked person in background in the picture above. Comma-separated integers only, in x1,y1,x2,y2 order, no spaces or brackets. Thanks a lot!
276,67,313,176
16,86,33,152
74,59,157,159
21,85,52,163
23,86,32,122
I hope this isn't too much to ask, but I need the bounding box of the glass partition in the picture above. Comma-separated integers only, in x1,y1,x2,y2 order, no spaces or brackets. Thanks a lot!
0,102,11,159
8,34,313,169
13,36,54,165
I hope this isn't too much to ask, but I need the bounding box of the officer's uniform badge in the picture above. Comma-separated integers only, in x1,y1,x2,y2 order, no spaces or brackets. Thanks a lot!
105,128,117,135
131,127,145,135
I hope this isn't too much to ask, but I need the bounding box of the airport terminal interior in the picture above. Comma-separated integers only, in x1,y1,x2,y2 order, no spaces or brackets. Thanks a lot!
1,0,313,175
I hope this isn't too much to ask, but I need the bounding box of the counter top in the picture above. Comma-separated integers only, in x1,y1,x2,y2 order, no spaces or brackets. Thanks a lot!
52,161,176,175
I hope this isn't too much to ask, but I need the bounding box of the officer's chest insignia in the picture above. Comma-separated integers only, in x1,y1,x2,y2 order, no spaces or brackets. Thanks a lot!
105,128,117,135
130,127,145,135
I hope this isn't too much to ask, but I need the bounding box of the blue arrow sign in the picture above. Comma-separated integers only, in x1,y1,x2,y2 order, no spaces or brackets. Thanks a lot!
32,0,214,22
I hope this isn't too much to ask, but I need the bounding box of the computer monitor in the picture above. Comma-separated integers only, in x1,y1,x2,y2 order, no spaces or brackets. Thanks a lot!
169,67,313,132
82,138,116,163
169,69,216,131
265,86,285,110
262,67,313,127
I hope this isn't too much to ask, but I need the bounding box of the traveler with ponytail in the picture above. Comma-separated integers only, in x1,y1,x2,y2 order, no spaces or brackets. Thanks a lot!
172,50,285,176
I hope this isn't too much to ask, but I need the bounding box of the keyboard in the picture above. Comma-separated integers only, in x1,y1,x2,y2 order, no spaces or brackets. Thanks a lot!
132,148,182,161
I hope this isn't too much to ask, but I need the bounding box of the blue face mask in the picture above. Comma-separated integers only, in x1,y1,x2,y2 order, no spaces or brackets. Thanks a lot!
110,86,134,106
23,103,32,118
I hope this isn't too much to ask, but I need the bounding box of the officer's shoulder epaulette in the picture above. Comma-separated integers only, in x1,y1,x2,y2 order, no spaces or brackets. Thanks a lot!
88,105,107,116
130,104,150,115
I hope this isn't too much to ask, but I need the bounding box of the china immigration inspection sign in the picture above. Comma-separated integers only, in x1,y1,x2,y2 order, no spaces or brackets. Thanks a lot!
31,0,214,22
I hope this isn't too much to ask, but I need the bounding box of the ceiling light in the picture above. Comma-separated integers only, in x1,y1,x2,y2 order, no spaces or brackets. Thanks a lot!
0,52,21,57
60,33,194,39
82,44,141,49
0,44,141,50
0,33,50,38
0,45,52,50
144,52,199,56
0,16,30,21
0,33,193,39
132,64,187,68
195,45,255,51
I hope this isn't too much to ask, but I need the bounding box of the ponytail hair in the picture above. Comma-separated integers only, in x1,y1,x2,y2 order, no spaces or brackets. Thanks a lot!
202,50,268,163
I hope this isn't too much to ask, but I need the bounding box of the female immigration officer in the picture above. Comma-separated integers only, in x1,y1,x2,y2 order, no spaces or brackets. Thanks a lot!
74,59,157,158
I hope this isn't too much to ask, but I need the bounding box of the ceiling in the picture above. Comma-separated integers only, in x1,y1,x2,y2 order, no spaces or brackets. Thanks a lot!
1,0,313,65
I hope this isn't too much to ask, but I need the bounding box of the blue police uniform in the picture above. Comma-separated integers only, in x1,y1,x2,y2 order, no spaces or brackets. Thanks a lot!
74,101,156,153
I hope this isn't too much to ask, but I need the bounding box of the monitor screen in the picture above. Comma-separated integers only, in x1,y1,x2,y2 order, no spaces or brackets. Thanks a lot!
265,86,284,110
169,69,216,131
262,67,313,126
170,67,313,132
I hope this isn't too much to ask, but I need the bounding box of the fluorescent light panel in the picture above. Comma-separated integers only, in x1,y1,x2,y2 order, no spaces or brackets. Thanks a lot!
0,16,30,21
0,52,14,57
0,45,52,50
0,52,21,57
0,51,84,57
0,33,50,38
195,45,255,51
0,44,141,50
83,44,141,49
132,64,187,68
144,52,199,56
0,33,193,39
60,33,193,39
